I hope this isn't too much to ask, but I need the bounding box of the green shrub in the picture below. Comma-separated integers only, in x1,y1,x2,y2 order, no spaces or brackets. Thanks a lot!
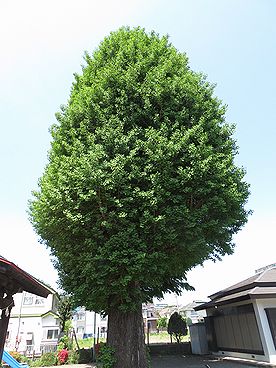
58,335,73,351
157,316,168,331
167,312,188,343
30,352,57,367
67,350,79,364
97,344,116,368
8,351,24,363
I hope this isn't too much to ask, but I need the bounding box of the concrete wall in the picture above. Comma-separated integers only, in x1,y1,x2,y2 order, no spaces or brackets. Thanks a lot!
149,342,191,356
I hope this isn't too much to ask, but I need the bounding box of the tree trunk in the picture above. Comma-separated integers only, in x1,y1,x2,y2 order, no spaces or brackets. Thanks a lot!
107,304,147,368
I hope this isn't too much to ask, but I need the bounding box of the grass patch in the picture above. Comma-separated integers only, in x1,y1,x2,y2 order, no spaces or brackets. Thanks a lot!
146,331,190,344
77,331,190,348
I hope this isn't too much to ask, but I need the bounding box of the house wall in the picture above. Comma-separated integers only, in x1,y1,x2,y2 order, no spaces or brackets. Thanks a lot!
205,300,266,362
6,291,60,355
72,308,107,339
11,292,55,316
185,309,206,324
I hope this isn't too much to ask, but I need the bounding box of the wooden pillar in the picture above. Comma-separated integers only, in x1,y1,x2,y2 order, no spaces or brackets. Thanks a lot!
0,305,12,361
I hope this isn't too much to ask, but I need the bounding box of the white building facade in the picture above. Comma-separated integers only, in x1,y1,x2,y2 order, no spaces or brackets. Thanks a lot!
72,307,107,340
5,290,60,355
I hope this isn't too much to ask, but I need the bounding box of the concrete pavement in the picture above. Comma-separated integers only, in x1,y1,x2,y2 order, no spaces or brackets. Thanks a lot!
37,356,276,368
151,355,274,368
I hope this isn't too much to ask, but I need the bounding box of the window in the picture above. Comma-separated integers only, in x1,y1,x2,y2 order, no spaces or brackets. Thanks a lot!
77,326,84,334
23,294,34,305
35,296,44,305
47,329,59,340
265,308,276,349
77,312,85,321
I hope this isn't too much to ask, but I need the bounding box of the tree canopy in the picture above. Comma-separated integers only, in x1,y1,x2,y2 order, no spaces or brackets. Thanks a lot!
29,27,250,315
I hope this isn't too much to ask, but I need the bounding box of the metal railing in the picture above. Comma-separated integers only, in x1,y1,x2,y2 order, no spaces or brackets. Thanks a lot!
40,344,58,354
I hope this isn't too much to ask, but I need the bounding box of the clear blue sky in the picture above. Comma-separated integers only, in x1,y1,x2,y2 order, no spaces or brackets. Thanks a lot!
1,0,275,303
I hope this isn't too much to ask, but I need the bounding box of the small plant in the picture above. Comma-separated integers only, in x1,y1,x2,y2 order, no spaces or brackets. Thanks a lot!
30,352,57,367
97,343,116,368
57,349,68,365
58,334,72,350
67,350,79,364
8,351,24,363
157,316,168,331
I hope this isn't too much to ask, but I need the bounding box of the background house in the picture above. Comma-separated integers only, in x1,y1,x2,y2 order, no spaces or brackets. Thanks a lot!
72,307,107,340
180,301,207,324
142,303,159,333
5,289,60,355
157,301,206,326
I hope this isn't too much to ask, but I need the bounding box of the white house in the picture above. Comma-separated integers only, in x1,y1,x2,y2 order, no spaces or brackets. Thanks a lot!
72,307,107,340
180,301,207,324
5,289,60,355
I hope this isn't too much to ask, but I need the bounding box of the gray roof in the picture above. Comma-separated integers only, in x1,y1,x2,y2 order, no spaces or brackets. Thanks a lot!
181,300,207,311
209,268,276,300
195,267,276,311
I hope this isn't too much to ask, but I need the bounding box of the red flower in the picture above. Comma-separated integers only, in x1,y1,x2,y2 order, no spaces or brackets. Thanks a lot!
58,349,69,364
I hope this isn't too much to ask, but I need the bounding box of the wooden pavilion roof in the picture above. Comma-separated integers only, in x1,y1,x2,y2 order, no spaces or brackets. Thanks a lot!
0,256,52,298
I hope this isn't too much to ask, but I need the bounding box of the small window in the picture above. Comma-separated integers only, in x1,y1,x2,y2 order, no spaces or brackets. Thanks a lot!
23,294,34,305
265,308,276,349
47,329,59,340
35,297,44,305
77,313,85,321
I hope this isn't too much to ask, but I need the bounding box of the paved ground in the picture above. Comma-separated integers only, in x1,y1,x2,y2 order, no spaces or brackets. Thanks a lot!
44,356,275,368
151,355,264,368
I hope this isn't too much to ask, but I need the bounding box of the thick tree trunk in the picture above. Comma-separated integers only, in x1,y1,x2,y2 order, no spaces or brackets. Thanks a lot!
107,304,147,368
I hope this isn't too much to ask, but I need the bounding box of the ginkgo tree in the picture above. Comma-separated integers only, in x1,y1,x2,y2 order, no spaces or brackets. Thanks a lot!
29,27,250,368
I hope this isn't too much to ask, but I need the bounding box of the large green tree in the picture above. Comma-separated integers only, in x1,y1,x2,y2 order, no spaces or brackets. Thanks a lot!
29,27,250,368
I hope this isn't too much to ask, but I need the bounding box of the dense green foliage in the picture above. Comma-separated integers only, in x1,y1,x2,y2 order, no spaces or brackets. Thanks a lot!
97,344,116,368
29,27,250,313
167,312,187,343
